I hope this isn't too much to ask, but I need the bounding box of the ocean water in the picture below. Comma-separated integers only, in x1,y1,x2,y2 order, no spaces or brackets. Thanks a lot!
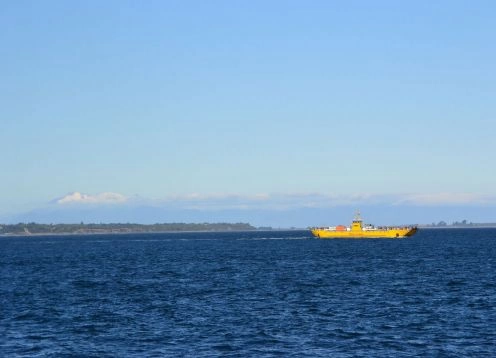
1,229,496,357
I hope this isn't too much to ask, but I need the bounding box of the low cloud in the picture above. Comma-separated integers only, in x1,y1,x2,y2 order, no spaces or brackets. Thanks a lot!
54,191,496,209
161,192,496,209
57,192,128,205
10,190,495,226
148,192,393,210
395,193,496,206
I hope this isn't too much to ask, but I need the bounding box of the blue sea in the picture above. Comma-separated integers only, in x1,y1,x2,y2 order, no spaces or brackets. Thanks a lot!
1,229,496,357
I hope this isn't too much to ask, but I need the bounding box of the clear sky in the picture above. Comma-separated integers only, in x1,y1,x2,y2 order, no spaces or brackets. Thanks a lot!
1,1,495,223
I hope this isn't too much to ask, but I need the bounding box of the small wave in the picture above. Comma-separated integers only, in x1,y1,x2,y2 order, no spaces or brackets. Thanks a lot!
116,239,173,242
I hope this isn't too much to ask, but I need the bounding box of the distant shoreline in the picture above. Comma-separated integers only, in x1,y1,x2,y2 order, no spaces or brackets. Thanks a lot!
0,229,257,237
0,222,312,237
2,223,496,237
418,225,496,229
0,228,308,238
0,222,260,236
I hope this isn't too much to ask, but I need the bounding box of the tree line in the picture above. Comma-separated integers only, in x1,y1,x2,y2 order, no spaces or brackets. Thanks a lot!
0,222,256,235
426,220,496,227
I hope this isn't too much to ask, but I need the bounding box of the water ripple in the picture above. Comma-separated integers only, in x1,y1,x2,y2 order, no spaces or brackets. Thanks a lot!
1,229,496,356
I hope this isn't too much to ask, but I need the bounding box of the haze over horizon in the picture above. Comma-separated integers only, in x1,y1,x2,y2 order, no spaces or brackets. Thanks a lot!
2,1,495,227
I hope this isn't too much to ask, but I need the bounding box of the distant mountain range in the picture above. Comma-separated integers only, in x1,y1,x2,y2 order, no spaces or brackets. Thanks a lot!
2,202,496,229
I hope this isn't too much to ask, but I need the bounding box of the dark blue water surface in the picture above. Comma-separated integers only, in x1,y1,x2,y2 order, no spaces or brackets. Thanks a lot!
1,229,496,357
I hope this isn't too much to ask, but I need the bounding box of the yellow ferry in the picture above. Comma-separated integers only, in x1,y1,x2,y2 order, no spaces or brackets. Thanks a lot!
311,211,417,239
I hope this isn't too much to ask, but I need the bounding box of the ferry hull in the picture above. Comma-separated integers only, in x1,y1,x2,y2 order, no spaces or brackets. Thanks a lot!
311,227,417,239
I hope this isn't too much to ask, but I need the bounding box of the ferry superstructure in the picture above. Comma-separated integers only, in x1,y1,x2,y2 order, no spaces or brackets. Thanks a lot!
311,212,417,239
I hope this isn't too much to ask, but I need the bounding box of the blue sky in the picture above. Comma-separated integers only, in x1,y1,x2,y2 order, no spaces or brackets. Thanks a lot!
1,1,495,225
